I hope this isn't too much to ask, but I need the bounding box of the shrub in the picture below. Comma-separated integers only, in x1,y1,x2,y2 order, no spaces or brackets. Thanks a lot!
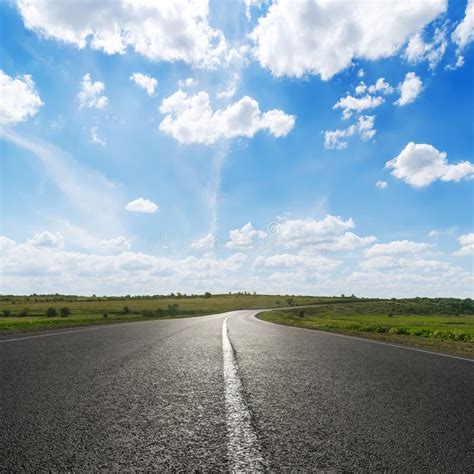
168,303,179,316
204,292,212,298
19,308,30,317
155,308,164,317
46,307,58,318
102,312,108,319
59,307,71,318
142,309,154,318
3,309,12,317
299,309,305,318
123,306,130,314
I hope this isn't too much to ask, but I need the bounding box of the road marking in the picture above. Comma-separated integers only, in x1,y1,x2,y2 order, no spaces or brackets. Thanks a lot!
222,316,265,471
254,313,474,363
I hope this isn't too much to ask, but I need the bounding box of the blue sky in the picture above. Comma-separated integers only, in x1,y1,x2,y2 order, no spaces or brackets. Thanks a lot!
0,0,473,297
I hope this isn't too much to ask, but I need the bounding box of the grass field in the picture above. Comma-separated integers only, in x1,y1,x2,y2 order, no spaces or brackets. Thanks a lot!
1,294,473,357
0,293,333,333
258,299,474,357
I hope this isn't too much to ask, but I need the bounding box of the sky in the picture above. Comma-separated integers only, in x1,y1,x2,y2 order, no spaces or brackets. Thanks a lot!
0,0,473,297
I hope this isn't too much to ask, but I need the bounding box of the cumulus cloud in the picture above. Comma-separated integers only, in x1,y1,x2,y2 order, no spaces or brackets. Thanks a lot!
251,0,446,79
0,234,248,294
98,236,131,254
333,94,384,120
190,233,215,251
16,0,228,68
453,233,474,256
125,197,159,213
225,222,267,250
130,72,157,95
159,90,295,145
253,253,341,271
365,240,432,257
405,27,447,70
376,180,388,189
386,142,474,187
0,69,43,125
452,0,474,49
356,78,394,97
324,115,376,150
27,231,64,248
77,73,108,109
273,215,375,252
395,72,423,106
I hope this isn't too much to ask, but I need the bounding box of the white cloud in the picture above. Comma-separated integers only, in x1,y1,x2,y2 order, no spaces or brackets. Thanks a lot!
367,78,394,95
216,74,240,100
253,253,341,271
376,180,388,189
0,234,248,294
178,77,197,87
0,69,43,125
98,236,131,254
27,231,64,248
386,142,474,187
16,0,228,68
90,126,105,146
251,0,446,79
225,222,267,250
395,72,423,106
428,230,439,239
130,72,157,96
125,197,159,213
452,0,474,49
365,240,431,257
159,90,295,145
77,73,108,109
445,54,465,70
333,94,384,120
405,27,447,70
190,233,215,251
272,215,375,253
453,232,474,256
357,68,365,78
324,115,376,150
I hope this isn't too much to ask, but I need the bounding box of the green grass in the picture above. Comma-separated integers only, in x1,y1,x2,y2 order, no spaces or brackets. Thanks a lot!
258,301,474,357
0,293,334,333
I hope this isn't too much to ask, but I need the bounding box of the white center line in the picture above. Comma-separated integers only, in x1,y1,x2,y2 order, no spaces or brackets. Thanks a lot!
222,316,265,472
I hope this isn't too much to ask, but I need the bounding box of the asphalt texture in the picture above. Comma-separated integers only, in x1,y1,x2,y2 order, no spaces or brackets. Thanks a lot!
1,310,473,471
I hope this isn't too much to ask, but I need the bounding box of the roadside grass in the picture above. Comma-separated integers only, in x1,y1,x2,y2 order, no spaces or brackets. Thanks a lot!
0,294,339,333
258,302,474,358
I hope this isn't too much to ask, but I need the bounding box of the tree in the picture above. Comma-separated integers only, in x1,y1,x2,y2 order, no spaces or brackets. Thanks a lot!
46,307,58,318
123,306,130,314
60,307,71,318
286,297,294,306
3,309,11,317
204,292,212,298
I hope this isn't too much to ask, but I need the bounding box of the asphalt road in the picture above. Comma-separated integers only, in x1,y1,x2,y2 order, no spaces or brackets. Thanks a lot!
1,310,472,471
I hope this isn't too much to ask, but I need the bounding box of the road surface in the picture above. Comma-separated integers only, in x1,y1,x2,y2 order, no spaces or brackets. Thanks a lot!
1,310,472,471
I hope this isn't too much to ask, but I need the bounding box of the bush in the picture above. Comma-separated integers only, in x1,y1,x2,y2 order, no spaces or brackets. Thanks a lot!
59,307,71,318
204,292,212,298
155,308,164,317
142,309,154,318
168,303,179,316
123,306,130,314
3,309,11,317
19,308,30,317
102,313,108,319
299,309,305,318
46,307,58,318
